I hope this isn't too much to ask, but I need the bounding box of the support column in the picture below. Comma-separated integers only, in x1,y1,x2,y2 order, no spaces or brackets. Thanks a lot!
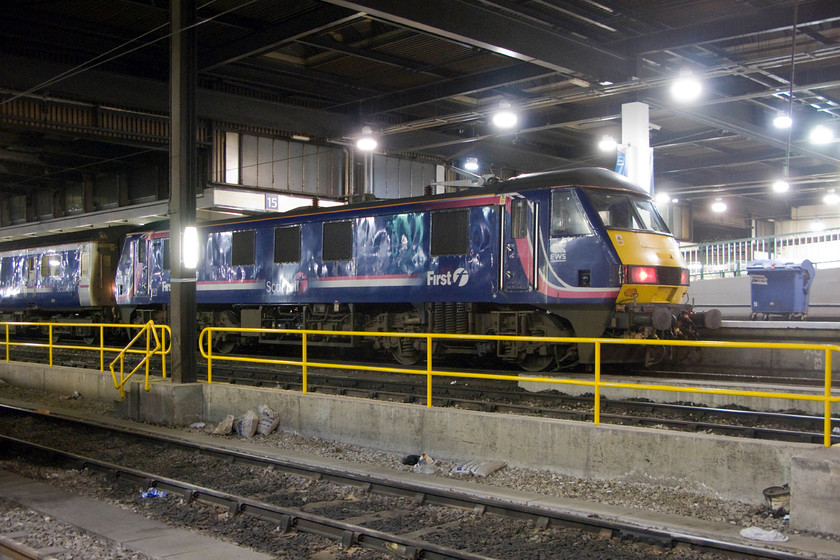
620,102,653,192
169,0,197,384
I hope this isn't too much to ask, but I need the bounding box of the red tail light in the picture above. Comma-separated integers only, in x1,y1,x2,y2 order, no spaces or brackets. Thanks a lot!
680,269,690,286
627,265,657,284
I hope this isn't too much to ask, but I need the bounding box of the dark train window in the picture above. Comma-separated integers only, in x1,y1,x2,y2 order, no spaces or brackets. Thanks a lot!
431,209,469,256
232,230,256,266
161,239,170,270
274,226,301,263
323,221,353,261
511,199,529,239
137,240,146,264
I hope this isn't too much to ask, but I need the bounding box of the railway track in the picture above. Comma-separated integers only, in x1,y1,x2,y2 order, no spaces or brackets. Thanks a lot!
0,405,817,560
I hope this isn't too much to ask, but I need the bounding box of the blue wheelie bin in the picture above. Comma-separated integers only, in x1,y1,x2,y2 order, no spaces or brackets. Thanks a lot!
747,259,815,320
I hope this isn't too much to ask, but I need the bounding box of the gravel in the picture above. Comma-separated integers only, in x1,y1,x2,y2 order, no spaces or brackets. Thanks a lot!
0,381,833,558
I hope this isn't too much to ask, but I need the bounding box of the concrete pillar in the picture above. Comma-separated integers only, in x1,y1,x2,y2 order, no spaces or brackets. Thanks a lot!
620,102,653,192
169,0,198,384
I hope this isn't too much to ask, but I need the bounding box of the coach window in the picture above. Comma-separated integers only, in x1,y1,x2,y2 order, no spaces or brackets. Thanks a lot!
323,221,352,261
551,190,590,236
232,230,256,266
161,239,170,270
137,240,146,264
274,226,301,263
27,257,35,282
41,255,61,277
431,209,469,256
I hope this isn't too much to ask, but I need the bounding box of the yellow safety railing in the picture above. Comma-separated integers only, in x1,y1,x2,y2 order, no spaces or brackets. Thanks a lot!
109,320,166,399
199,327,840,447
1,321,170,391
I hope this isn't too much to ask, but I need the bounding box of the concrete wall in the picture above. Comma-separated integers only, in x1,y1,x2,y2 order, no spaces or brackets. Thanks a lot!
203,382,808,505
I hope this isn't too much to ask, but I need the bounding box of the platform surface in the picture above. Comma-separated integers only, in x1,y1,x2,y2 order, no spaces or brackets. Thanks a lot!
0,470,272,560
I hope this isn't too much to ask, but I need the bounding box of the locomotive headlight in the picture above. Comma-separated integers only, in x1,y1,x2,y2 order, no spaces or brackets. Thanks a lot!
183,226,199,269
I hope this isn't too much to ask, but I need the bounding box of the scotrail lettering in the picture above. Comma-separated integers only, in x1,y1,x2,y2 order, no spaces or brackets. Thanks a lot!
426,267,469,287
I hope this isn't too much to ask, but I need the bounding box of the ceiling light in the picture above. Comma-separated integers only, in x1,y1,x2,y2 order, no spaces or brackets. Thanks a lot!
772,179,790,193
356,126,377,151
464,157,479,171
824,189,840,205
654,192,671,205
670,69,702,103
291,134,311,142
711,198,727,213
492,101,518,129
598,135,617,151
773,113,792,129
808,125,833,145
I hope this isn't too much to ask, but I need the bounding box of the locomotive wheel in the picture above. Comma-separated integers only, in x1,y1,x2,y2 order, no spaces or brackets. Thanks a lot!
517,351,554,372
391,336,420,365
212,310,240,355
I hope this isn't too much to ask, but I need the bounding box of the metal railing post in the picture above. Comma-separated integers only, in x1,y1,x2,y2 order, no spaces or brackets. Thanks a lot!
594,341,601,425
160,326,167,379
207,329,213,384
427,334,433,408
4,324,8,362
99,325,104,372
825,349,833,447
48,324,53,367
301,332,307,394
144,322,151,390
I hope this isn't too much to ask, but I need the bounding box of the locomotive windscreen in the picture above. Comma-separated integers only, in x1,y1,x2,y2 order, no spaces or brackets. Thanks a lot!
582,190,670,233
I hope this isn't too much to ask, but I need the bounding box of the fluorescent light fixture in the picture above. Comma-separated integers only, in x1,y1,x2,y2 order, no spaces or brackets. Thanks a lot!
598,135,617,151
356,126,377,151
464,157,479,171
711,198,727,213
824,189,840,205
291,134,311,142
183,226,199,269
492,101,518,129
773,113,792,129
809,125,833,145
670,69,702,103
772,179,790,193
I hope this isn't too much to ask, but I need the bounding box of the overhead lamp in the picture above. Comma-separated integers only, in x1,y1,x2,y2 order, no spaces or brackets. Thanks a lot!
492,101,518,129
464,157,479,171
711,198,727,213
773,113,792,129
809,125,833,145
356,126,378,151
183,226,199,269
598,135,617,151
824,189,839,205
654,192,671,205
670,69,702,103
772,179,790,193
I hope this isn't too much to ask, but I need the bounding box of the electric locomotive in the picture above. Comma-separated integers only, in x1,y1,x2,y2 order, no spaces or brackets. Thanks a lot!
111,167,718,370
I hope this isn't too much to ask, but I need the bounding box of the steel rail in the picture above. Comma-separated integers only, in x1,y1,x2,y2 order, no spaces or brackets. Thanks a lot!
0,405,815,560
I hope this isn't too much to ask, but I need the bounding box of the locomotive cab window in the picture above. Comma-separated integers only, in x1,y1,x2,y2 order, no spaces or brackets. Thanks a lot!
137,240,146,264
551,190,590,236
431,209,469,256
323,221,353,261
232,230,256,266
274,226,301,263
